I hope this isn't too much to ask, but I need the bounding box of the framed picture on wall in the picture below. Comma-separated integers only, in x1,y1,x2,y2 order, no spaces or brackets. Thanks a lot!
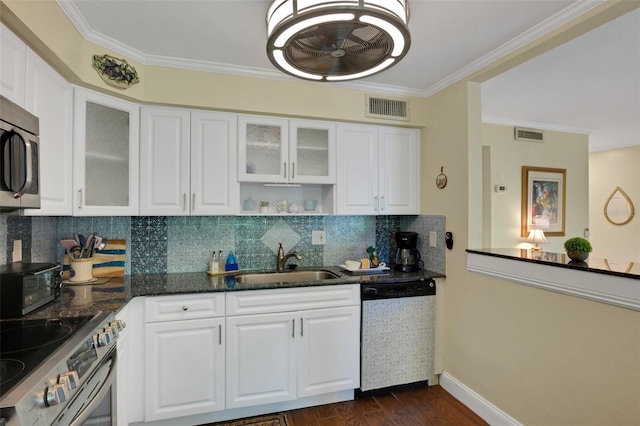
521,166,566,237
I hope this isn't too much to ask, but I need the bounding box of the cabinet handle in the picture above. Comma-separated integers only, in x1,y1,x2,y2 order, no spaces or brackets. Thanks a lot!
192,193,195,211
182,306,188,311
292,319,295,338
300,318,303,337
381,195,385,211
78,189,83,209
284,162,287,179
183,193,187,210
218,324,222,345
374,196,378,211
291,162,295,179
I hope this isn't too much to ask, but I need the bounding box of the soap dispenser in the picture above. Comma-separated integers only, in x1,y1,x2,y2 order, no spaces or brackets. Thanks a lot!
225,251,239,271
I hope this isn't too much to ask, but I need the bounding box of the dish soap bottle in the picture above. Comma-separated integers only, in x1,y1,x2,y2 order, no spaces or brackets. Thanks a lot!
366,246,379,268
208,251,219,274
225,251,239,271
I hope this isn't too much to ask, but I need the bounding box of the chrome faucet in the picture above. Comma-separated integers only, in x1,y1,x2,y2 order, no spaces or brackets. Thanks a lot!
277,243,302,272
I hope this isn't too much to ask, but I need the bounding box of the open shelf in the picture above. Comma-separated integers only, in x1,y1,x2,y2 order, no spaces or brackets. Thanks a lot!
239,183,335,215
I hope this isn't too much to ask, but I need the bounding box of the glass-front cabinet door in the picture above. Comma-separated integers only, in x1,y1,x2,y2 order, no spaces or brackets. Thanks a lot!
238,115,335,184
289,119,335,184
238,115,288,183
73,88,139,215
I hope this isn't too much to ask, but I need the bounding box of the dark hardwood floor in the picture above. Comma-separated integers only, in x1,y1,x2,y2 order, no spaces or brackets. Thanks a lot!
284,385,488,426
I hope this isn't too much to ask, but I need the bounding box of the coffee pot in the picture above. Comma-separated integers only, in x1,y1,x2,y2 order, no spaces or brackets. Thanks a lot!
394,231,423,272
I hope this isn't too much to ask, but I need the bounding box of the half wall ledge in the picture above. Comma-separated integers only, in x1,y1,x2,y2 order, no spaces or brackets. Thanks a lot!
466,249,639,311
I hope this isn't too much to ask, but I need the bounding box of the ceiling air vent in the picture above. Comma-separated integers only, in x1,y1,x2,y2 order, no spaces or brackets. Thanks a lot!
366,94,410,121
515,127,544,142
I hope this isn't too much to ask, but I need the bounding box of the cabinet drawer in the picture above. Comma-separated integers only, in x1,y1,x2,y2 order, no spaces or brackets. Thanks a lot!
226,284,360,316
145,293,225,322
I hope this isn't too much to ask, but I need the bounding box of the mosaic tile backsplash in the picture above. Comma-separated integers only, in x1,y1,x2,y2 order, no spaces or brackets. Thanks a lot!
2,214,446,275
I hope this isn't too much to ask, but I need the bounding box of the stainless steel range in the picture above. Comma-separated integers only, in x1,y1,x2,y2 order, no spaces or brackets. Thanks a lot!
0,312,124,426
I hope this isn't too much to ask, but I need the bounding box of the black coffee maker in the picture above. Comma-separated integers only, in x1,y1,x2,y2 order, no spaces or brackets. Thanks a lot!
394,232,423,272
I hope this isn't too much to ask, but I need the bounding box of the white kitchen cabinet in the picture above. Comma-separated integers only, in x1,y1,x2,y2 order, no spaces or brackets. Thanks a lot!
225,285,360,409
0,23,26,107
140,107,239,215
238,115,336,184
225,312,297,409
297,306,360,398
336,123,419,215
144,294,225,422
73,88,139,215
24,49,73,216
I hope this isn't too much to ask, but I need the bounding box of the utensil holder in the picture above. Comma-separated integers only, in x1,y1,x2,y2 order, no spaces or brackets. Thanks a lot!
69,258,94,282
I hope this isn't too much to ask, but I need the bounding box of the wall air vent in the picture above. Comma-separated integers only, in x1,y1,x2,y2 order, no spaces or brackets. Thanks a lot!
515,127,544,142
365,94,410,121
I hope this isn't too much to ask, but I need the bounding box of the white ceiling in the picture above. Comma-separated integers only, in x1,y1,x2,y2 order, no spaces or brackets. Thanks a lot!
58,0,639,152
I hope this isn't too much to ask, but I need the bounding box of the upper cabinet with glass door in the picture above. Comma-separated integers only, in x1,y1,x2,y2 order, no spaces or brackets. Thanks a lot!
73,88,139,216
238,115,335,184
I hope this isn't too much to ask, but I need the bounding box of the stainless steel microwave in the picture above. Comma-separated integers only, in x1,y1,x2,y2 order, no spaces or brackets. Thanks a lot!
0,95,40,211
0,262,62,318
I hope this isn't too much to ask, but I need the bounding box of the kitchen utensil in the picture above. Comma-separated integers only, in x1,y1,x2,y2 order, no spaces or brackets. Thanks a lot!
92,236,102,248
95,238,108,252
69,245,82,259
85,235,96,258
60,239,78,252
74,233,86,247
80,233,94,258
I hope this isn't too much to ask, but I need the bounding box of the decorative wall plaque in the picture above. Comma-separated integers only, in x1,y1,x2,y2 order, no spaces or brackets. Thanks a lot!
604,186,635,225
92,54,139,89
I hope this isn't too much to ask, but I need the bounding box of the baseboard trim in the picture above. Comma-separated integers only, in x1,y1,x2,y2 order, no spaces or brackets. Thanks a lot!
439,371,521,426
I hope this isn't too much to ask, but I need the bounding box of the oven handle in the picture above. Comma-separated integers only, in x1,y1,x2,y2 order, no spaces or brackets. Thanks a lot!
69,349,118,426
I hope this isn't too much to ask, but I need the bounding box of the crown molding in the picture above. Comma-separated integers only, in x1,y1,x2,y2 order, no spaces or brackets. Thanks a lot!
423,0,607,97
57,0,605,99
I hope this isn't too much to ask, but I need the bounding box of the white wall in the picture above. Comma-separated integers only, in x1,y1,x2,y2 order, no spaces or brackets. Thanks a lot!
589,145,640,261
482,123,589,252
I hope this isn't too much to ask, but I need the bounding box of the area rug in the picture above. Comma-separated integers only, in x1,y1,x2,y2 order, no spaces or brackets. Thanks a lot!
200,413,288,426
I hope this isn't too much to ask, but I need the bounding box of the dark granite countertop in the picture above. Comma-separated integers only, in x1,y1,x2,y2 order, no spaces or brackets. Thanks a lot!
467,248,639,280
20,266,445,320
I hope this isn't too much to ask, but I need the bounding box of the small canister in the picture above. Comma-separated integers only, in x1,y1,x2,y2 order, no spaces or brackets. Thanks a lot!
69,258,94,282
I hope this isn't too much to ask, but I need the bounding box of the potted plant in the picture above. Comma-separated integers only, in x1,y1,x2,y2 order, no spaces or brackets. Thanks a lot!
563,237,592,261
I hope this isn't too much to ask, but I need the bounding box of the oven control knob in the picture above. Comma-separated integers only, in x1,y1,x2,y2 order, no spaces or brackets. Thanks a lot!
59,371,80,390
96,332,112,347
110,320,126,332
104,325,119,339
45,383,68,406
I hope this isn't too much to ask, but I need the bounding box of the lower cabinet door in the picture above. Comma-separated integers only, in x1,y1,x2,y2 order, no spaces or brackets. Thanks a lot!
226,312,297,409
145,318,225,421
298,306,361,398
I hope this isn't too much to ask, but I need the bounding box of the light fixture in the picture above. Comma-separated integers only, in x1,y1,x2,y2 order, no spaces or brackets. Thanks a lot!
527,228,548,251
266,0,411,82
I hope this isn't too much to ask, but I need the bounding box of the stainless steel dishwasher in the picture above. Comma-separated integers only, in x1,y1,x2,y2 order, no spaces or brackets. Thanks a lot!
358,277,436,396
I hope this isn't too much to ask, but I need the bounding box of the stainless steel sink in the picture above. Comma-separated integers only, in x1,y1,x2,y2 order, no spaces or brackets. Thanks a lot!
236,270,340,284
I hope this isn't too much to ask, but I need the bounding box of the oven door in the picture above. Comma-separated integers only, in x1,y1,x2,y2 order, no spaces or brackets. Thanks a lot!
57,348,117,426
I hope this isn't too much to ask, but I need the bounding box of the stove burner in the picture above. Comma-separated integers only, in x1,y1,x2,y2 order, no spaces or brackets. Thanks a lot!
0,317,93,400
0,322,74,354
0,359,25,385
